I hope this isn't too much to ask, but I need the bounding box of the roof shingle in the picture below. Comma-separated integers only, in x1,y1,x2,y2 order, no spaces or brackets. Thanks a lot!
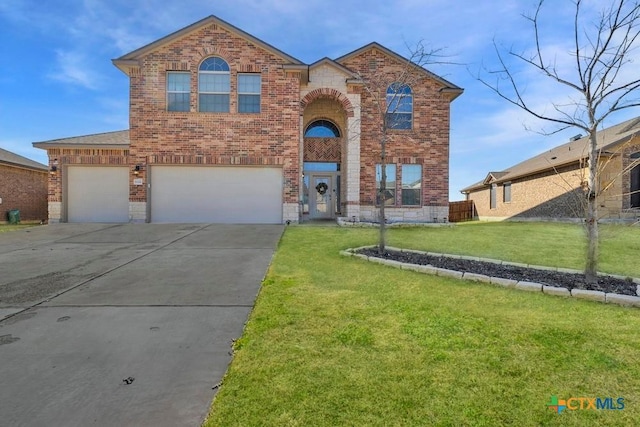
461,116,640,193
0,147,47,171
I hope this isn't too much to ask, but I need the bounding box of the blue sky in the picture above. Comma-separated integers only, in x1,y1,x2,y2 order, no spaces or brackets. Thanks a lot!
1,0,638,200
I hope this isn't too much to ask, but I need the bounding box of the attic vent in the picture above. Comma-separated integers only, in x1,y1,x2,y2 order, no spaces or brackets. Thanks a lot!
570,134,582,141
368,59,378,70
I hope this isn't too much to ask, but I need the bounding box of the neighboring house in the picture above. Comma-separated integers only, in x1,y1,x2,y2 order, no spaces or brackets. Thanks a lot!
33,15,462,224
461,116,640,222
0,147,48,223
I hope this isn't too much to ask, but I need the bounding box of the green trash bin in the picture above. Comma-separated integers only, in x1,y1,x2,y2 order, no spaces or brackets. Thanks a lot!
7,209,20,224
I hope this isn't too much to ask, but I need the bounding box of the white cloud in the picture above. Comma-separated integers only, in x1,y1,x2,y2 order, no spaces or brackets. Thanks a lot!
48,50,100,90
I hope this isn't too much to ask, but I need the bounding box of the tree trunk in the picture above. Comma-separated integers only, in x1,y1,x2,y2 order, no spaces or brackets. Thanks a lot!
585,130,599,284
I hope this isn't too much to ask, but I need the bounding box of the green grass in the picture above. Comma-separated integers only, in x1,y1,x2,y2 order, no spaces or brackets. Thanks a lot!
0,224,37,233
205,222,640,426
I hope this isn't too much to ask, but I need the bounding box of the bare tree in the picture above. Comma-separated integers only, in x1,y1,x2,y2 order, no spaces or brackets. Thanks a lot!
353,42,446,253
479,0,640,283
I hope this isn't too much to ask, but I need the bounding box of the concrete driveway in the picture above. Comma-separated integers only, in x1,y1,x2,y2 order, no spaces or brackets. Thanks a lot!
0,223,283,427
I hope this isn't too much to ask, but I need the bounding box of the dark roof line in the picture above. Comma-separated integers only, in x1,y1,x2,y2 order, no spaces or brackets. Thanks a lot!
0,147,47,171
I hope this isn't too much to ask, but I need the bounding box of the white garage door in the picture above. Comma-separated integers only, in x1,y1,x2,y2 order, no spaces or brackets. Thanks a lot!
150,166,283,223
67,166,129,223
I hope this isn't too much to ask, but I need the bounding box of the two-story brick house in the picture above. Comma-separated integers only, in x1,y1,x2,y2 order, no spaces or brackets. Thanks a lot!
34,15,462,224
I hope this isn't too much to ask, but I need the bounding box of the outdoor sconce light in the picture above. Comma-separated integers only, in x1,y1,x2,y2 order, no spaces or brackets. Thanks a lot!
133,165,141,175
50,159,59,175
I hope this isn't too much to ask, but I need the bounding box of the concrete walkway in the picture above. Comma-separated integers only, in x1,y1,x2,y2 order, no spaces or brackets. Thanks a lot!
0,223,283,426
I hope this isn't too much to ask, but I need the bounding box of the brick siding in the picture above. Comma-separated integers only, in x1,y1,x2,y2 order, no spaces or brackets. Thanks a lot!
38,18,458,224
467,143,640,220
340,49,451,208
0,164,47,222
127,22,301,204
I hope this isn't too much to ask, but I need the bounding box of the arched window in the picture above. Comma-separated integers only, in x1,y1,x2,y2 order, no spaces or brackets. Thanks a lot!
386,83,412,130
199,57,230,112
304,120,341,137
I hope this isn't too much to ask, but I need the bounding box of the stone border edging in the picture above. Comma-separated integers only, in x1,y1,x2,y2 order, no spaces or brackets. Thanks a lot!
340,246,640,308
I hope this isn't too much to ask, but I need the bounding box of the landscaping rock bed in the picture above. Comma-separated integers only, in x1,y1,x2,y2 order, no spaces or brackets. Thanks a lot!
358,248,638,296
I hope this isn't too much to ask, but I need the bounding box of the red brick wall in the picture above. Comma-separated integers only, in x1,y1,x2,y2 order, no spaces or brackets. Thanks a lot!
127,22,301,203
339,49,452,207
0,164,47,222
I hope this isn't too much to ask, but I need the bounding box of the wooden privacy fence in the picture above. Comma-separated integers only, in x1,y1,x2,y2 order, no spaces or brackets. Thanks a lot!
449,200,477,223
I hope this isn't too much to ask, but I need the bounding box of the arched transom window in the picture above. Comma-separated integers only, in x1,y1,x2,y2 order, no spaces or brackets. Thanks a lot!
304,120,341,137
386,83,413,130
199,57,230,112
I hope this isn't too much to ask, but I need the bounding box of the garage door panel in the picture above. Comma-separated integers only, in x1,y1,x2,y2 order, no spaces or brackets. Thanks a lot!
151,167,282,223
67,167,129,223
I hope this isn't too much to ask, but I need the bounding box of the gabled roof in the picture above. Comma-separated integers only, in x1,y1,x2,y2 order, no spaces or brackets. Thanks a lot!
483,172,509,185
33,130,130,149
0,147,47,171
306,57,364,86
335,42,463,99
309,57,360,77
461,116,640,193
113,15,303,74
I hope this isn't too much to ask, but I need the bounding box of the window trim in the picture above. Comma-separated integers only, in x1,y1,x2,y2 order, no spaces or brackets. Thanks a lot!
631,152,640,208
490,183,497,209
503,182,512,203
401,164,422,206
198,56,230,113
385,83,413,130
166,72,191,112
376,163,397,206
304,119,341,137
238,73,261,114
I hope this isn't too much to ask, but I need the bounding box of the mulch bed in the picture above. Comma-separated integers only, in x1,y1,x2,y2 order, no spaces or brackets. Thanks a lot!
358,248,638,296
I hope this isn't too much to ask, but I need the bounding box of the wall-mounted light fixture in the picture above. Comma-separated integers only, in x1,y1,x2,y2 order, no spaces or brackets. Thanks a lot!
133,165,142,175
50,159,59,175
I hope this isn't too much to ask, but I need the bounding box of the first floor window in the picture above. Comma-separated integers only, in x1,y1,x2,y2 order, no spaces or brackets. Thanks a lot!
631,152,640,208
238,74,261,113
376,164,396,205
401,164,422,205
503,182,512,203
490,183,497,209
167,72,190,112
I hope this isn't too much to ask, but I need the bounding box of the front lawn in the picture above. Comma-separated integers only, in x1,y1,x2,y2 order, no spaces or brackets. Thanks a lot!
205,222,640,426
0,224,37,233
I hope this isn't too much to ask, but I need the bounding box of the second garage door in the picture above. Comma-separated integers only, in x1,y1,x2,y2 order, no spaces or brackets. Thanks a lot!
150,166,283,223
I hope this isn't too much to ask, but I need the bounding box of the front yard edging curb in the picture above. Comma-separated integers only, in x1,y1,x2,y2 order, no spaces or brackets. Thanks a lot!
341,246,640,308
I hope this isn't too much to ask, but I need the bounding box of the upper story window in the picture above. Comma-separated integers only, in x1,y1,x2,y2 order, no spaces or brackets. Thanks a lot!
304,120,341,137
238,74,261,113
386,83,413,130
167,72,190,112
198,57,230,112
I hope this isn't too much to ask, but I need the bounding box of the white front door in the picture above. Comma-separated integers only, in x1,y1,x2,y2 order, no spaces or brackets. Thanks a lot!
309,175,334,219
